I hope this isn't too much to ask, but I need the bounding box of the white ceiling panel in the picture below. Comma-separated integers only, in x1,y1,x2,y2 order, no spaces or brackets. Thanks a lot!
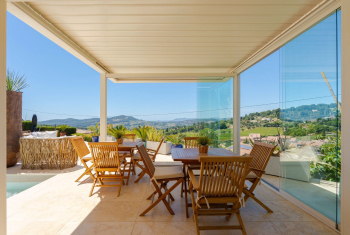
21,0,325,74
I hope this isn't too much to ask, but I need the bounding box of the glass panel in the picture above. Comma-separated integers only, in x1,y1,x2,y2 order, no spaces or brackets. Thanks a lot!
279,10,341,225
240,51,280,189
196,79,233,148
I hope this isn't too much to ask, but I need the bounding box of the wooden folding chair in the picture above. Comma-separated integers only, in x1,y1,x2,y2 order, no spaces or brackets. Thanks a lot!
132,137,164,183
184,136,199,148
88,142,127,197
124,133,136,142
188,155,252,235
244,141,276,213
182,137,200,197
70,137,95,182
136,143,184,216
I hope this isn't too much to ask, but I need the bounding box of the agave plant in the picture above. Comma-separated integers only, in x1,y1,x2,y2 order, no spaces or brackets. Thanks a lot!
6,69,29,92
147,127,164,142
133,125,151,142
88,123,100,136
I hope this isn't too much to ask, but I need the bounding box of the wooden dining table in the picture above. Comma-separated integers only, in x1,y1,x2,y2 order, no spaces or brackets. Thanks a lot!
171,147,240,218
117,141,141,154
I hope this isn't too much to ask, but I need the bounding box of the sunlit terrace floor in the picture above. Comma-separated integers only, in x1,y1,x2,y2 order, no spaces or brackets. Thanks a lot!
262,174,340,223
7,159,339,235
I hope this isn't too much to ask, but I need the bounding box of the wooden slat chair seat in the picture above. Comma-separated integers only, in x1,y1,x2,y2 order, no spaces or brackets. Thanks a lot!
243,141,276,213
189,155,252,235
88,142,128,197
133,137,164,183
70,137,95,182
136,143,184,216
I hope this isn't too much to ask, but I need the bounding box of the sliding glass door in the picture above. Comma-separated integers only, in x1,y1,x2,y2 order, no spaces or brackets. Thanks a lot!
279,9,341,226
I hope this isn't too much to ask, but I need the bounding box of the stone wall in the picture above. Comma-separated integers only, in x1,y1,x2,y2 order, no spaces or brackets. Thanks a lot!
7,90,22,167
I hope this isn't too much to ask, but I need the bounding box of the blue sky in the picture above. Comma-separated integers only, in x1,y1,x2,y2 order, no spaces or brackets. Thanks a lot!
7,10,340,122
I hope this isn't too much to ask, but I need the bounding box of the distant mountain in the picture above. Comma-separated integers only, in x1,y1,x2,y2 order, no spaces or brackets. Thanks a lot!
39,115,213,129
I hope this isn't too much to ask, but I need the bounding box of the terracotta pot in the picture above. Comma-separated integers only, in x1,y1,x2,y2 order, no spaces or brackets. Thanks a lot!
117,138,123,144
199,145,209,153
60,132,66,137
7,91,22,167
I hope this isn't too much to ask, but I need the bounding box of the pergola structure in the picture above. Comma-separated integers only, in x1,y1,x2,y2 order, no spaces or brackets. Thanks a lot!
0,0,349,234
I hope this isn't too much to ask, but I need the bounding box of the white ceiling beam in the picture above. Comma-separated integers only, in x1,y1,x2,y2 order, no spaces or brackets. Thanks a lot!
7,2,111,73
106,73,235,78
106,73,235,83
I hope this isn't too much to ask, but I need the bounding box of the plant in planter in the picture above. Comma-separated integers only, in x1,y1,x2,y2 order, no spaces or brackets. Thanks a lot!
166,134,184,148
133,125,151,146
6,69,29,167
147,127,164,142
197,136,211,153
88,123,100,142
58,124,70,136
108,125,126,144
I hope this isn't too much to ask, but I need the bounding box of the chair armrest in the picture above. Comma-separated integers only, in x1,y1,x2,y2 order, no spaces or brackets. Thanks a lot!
188,169,199,190
249,167,265,173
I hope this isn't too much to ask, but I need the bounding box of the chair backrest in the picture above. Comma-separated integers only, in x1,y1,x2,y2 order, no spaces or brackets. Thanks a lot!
70,136,90,159
249,142,276,176
151,137,165,160
88,142,121,169
136,143,155,178
124,134,136,140
184,137,199,148
198,156,252,198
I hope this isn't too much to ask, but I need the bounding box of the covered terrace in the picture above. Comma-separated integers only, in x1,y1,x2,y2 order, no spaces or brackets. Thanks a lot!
1,0,349,234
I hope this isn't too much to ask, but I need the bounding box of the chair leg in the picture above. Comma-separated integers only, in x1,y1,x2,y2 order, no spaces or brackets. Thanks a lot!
89,179,97,197
194,212,200,235
117,179,122,197
75,163,94,182
189,182,196,218
134,171,146,183
236,212,247,235
244,189,273,213
140,178,183,216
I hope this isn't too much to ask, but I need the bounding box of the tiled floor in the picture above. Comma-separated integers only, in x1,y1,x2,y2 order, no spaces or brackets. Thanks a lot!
7,164,339,235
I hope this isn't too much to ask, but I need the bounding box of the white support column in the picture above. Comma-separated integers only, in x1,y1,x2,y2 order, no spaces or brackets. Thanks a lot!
0,0,6,233
100,73,107,142
233,74,241,155
341,1,350,233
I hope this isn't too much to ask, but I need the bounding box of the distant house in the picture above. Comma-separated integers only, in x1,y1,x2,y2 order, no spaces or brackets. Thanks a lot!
261,117,271,121
249,133,261,140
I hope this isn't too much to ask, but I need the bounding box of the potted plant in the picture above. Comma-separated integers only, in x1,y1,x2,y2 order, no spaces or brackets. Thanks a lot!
88,123,100,142
166,134,184,148
6,69,29,167
108,125,126,144
146,127,172,154
58,124,69,136
133,125,151,146
197,136,211,153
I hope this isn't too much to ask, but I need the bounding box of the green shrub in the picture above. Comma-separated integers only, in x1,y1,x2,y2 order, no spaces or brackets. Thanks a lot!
36,126,77,136
22,121,32,131
58,127,76,136
147,127,164,142
72,133,92,142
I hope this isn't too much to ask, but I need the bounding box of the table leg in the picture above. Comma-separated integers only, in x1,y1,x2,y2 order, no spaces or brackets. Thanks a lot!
183,163,189,218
